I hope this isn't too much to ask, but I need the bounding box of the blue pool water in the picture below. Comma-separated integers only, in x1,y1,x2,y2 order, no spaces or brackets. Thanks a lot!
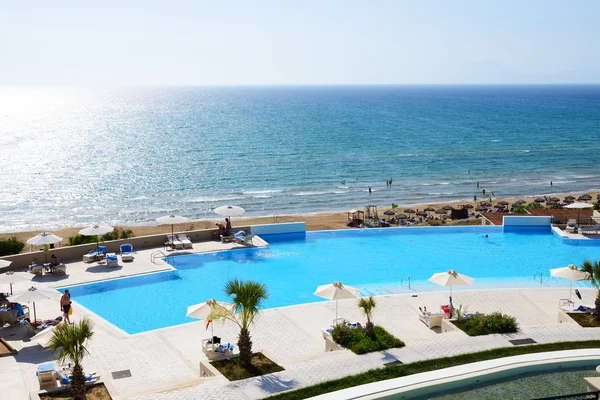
66,227,600,334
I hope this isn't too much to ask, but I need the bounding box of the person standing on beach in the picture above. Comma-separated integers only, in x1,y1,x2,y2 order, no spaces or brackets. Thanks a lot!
368,186,372,194
386,180,389,187
477,182,479,189
474,195,477,202
551,181,553,187
389,178,392,186
60,289,72,324
482,189,486,196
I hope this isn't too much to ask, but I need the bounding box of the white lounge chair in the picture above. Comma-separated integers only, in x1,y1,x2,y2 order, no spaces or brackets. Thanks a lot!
419,313,444,328
120,244,134,262
566,219,578,233
178,234,193,249
166,234,183,249
581,224,600,234
234,230,255,245
106,253,119,267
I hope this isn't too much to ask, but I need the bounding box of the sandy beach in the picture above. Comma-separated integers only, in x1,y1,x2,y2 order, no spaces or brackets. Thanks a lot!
2,190,598,251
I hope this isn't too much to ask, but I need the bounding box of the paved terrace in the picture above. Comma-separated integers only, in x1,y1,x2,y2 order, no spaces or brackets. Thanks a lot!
1,241,600,400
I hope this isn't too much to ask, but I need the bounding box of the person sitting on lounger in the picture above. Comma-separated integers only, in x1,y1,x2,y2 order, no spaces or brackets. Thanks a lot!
419,306,431,316
48,254,60,273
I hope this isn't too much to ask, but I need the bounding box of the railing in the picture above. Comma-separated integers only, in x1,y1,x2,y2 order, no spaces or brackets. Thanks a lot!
553,216,597,226
151,250,167,265
532,390,600,400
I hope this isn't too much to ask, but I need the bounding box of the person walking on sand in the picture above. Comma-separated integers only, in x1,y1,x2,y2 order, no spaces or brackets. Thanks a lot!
60,289,72,324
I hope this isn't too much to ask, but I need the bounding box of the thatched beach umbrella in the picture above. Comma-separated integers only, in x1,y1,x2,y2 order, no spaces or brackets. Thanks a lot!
565,195,576,200
498,201,509,206
416,211,428,217
442,205,454,211
476,206,488,212
534,198,546,203
549,197,560,202
396,214,407,219
515,199,526,205
580,194,592,201
383,210,395,216
435,209,447,215
462,204,474,209
494,204,505,209
481,202,492,207
404,208,415,215
424,207,435,217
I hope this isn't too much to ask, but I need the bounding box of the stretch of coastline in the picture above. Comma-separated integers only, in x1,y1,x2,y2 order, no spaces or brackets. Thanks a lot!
4,190,598,250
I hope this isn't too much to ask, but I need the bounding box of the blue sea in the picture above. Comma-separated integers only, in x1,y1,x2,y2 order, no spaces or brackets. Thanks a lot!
1,85,600,232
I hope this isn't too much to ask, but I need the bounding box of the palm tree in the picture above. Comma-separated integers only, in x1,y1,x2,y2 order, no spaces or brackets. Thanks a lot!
217,279,268,366
358,296,376,335
581,260,600,320
47,319,94,400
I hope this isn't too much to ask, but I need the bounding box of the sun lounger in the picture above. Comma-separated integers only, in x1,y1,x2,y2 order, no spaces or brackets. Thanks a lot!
37,363,58,389
120,243,134,261
220,234,234,243
54,264,67,275
178,234,193,249
234,230,255,245
106,253,119,267
419,313,444,328
166,234,184,249
581,224,600,234
29,264,44,276
83,245,107,262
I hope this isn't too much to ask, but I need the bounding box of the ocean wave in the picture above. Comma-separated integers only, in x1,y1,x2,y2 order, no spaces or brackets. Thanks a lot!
292,191,330,196
243,189,283,195
336,186,350,189
190,195,245,202
522,150,531,153
251,195,272,199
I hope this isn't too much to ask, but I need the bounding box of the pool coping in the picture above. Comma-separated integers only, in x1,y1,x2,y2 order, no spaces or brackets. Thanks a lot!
309,349,600,400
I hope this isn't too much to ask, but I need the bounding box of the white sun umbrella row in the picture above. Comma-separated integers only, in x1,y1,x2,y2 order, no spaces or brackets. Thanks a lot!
156,206,245,238
79,224,114,248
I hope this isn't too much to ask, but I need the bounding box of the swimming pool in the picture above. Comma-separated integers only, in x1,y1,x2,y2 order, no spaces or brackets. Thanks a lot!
383,359,600,399
66,226,600,334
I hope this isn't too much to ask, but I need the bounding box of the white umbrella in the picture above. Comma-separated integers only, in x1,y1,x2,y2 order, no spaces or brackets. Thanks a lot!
0,271,32,295
564,202,592,225
26,233,62,263
214,205,245,218
186,299,233,340
428,270,475,312
0,259,11,268
156,215,189,239
79,224,114,249
8,286,59,324
26,232,62,246
550,264,591,301
314,281,361,323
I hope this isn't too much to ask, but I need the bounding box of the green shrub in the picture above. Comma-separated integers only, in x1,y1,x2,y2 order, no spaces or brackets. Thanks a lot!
67,234,98,246
0,237,25,256
67,228,134,246
331,325,404,354
525,202,543,209
594,202,600,211
452,312,518,336
101,228,133,241
513,205,528,214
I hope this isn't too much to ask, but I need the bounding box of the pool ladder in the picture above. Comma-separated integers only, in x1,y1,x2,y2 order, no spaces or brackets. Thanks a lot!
151,250,168,265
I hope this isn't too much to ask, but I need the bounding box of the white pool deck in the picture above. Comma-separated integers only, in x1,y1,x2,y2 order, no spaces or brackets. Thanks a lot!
1,239,600,400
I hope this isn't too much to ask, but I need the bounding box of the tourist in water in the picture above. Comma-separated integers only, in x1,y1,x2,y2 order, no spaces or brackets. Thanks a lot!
368,186,372,194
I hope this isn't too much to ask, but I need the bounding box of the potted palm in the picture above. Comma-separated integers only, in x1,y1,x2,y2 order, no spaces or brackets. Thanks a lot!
358,296,376,335
581,260,600,320
47,319,94,400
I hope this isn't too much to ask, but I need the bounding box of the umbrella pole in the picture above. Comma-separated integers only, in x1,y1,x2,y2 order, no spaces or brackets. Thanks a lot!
33,302,37,324
569,281,573,302
9,283,13,296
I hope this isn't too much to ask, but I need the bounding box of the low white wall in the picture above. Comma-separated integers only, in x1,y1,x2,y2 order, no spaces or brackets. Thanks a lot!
250,222,306,235
503,216,552,226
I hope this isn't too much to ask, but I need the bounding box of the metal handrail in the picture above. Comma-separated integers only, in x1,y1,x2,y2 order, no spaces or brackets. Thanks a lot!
151,250,167,265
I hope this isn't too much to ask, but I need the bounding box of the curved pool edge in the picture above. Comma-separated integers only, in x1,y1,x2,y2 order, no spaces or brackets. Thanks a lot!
308,349,600,400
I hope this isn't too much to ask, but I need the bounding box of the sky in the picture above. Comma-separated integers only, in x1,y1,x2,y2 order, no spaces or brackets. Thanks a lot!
1,0,599,85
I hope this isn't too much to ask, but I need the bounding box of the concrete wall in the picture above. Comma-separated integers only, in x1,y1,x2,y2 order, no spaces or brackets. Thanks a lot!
0,226,251,272
503,216,552,226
